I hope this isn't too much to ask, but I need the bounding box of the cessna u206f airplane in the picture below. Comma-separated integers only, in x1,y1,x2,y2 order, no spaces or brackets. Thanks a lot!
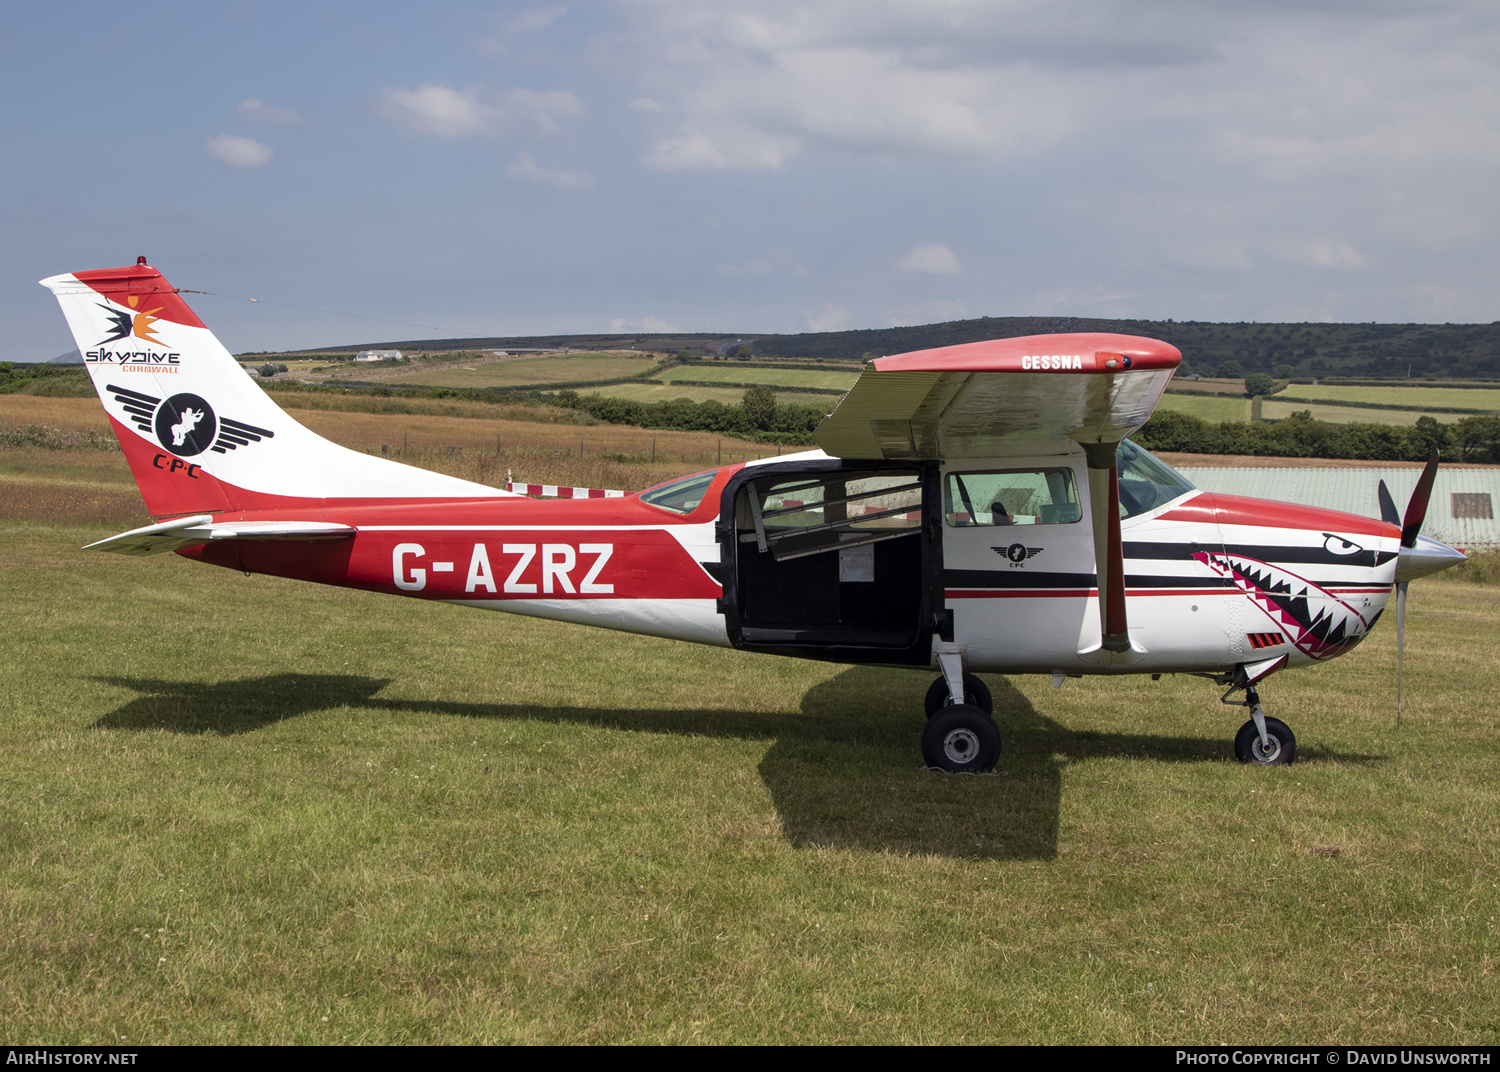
43,260,1467,771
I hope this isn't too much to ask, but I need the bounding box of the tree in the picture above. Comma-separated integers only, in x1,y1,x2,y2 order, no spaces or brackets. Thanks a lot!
1219,359,1244,378
733,345,753,360
1272,364,1294,379
742,385,776,429
1245,372,1276,397
1454,416,1500,463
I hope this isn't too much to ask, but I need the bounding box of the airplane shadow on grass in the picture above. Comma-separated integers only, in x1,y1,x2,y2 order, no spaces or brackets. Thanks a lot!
89,668,1375,861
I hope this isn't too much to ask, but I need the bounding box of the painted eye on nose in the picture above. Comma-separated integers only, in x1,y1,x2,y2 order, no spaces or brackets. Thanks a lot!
1323,533,1363,556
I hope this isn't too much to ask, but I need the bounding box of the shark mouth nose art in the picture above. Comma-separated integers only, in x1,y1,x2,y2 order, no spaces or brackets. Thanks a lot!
1194,550,1376,660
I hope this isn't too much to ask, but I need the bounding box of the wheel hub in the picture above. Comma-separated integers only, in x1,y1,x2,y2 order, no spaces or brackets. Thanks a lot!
942,728,979,763
1252,736,1282,763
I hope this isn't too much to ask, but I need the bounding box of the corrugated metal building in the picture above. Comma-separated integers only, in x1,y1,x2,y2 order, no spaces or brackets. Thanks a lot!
1175,466,1500,549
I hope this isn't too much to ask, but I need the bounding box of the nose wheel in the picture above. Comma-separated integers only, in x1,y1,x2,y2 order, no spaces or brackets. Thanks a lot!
1224,682,1298,766
1234,714,1296,765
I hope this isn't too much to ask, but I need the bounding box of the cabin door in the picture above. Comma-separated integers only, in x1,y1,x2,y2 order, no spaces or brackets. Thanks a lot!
721,462,940,665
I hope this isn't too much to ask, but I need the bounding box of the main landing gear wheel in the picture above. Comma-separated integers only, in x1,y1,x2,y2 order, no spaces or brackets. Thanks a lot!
922,705,1002,773
1234,717,1297,766
924,673,993,717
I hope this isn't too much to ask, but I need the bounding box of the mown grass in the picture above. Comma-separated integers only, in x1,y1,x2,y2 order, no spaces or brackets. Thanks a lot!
1278,384,1500,411
585,382,838,409
1261,401,1448,427
1156,394,1251,423
1,520,1496,1044
657,366,858,391
392,354,661,389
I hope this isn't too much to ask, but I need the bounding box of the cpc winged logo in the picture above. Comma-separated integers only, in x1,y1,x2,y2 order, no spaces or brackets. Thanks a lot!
106,384,275,457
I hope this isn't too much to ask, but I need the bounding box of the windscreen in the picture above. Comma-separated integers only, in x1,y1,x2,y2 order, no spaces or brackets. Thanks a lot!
1117,439,1196,518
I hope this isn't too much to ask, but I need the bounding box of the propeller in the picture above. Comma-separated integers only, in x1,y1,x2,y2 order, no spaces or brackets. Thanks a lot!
1379,449,1441,726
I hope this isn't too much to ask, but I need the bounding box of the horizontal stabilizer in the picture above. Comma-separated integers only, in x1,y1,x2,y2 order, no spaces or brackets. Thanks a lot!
85,516,356,556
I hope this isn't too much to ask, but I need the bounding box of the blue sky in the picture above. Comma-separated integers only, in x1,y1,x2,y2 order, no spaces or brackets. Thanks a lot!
6,1,1499,358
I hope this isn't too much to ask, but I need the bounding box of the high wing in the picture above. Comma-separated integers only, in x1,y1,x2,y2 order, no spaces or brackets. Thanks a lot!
814,332,1182,663
813,332,1180,460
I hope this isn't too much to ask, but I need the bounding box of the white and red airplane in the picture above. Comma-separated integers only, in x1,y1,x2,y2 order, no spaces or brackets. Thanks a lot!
42,260,1466,770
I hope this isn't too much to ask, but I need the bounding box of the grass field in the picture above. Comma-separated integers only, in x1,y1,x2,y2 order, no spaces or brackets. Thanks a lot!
1156,394,1251,422
1259,402,1443,427
387,354,660,389
0,399,781,502
585,382,840,409
2,518,1497,1044
1276,384,1500,411
656,366,858,391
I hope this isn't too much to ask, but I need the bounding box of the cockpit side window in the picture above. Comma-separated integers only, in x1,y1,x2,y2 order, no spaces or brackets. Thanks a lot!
943,468,1081,527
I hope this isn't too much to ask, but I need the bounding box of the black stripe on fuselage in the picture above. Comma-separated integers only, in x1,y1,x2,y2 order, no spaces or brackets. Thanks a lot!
1122,541,1395,568
943,569,1239,590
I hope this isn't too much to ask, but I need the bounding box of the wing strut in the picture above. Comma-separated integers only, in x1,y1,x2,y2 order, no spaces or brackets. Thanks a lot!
1076,440,1144,664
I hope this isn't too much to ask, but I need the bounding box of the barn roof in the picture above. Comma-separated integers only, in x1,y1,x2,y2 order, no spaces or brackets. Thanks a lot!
1174,466,1500,549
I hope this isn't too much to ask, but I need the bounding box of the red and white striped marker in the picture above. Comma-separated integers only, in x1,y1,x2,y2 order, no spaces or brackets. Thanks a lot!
506,480,625,499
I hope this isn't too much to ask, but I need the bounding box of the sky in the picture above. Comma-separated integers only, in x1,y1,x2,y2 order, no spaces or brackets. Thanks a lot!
5,0,1499,359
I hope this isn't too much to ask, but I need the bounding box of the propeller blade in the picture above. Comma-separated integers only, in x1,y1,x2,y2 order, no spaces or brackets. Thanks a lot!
1401,448,1440,548
1377,479,1401,526
1395,579,1408,727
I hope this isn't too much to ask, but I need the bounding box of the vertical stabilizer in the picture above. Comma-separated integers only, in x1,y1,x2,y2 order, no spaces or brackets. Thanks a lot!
40,261,515,516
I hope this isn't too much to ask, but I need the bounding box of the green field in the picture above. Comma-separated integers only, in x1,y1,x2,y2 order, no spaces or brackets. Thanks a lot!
1276,384,1500,411
657,366,859,391
393,354,661,389
1260,401,1443,426
588,382,840,409
2,514,1497,1043
1156,394,1250,422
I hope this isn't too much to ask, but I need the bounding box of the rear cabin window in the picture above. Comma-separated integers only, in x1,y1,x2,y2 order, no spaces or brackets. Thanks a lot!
944,468,1081,527
639,470,717,515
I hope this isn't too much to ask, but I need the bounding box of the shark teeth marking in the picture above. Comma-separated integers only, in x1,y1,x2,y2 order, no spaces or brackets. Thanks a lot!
1194,550,1372,661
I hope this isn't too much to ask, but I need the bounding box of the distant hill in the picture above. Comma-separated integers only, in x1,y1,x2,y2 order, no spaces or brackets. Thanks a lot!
301,315,1500,381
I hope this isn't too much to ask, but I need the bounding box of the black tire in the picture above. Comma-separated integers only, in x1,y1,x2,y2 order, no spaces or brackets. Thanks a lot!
1233,717,1297,766
921,705,1002,772
924,673,993,717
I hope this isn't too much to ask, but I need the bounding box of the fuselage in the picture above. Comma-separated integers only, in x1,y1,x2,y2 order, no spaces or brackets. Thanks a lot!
177,447,1402,678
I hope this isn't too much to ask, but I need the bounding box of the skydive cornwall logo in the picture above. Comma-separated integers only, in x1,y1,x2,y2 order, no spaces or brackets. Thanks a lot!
84,298,180,368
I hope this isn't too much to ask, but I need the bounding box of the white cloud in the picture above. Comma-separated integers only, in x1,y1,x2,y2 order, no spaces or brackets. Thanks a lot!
896,244,963,275
205,134,273,168
629,97,665,112
476,5,569,57
1299,239,1369,270
643,128,797,172
608,315,676,332
236,98,302,125
505,151,598,189
375,84,584,138
805,304,852,332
